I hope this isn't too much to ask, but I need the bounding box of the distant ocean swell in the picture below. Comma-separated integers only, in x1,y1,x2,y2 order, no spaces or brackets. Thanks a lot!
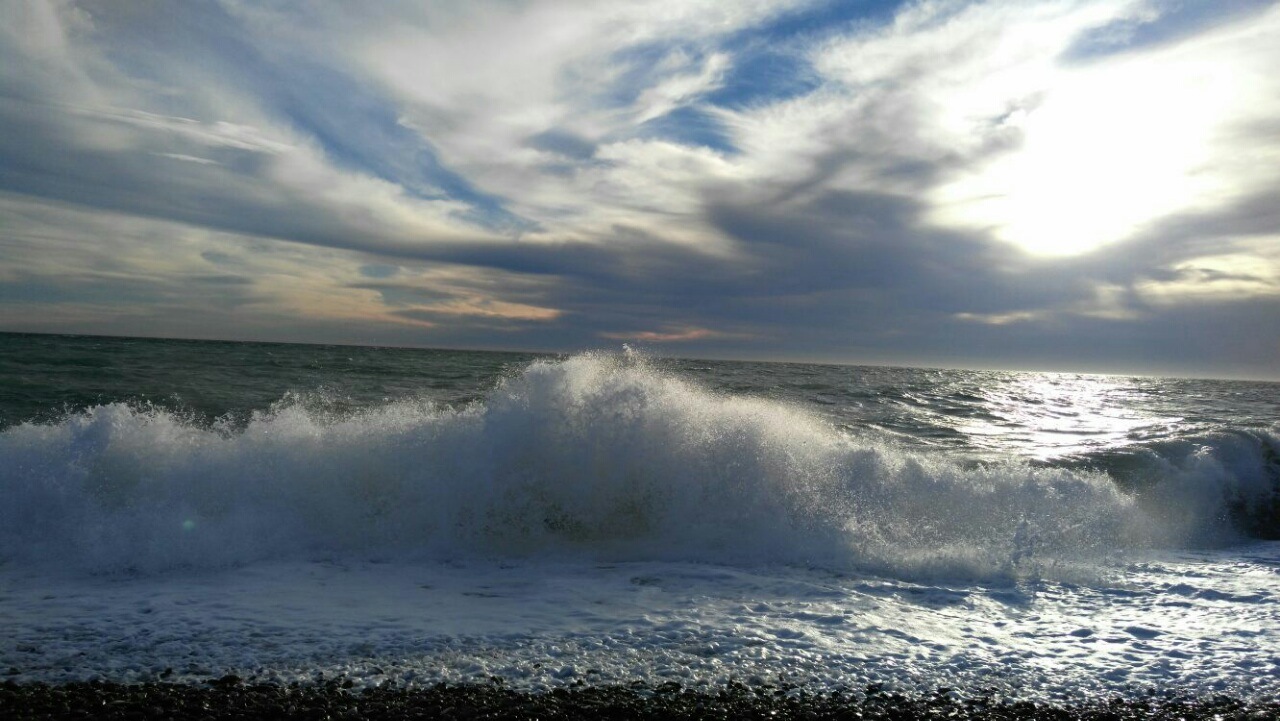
1,352,1276,577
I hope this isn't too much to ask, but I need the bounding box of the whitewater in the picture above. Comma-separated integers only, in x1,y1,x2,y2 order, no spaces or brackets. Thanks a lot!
1,335,1278,703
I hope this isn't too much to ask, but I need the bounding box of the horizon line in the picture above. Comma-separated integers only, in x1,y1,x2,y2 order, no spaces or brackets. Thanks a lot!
3,328,1275,385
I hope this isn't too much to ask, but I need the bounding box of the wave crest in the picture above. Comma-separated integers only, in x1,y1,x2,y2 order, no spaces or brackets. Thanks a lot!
0,352,1272,577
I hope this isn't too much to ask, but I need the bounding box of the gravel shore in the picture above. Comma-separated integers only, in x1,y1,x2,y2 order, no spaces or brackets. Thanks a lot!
3,679,1277,720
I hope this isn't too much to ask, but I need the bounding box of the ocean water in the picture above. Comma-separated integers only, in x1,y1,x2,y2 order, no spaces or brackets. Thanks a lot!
1,332,1278,701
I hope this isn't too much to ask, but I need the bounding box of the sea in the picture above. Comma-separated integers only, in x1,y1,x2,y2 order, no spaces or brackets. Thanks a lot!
1,332,1278,703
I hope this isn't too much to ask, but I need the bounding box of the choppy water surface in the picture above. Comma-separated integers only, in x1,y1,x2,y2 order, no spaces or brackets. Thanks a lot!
1,333,1277,702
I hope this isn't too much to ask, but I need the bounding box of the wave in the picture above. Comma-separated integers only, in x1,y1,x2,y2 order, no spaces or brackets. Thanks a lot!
1049,429,1280,541
0,351,1275,578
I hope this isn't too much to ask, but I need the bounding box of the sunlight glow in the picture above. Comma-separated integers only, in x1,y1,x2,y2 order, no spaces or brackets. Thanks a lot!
933,44,1239,256
1136,248,1280,306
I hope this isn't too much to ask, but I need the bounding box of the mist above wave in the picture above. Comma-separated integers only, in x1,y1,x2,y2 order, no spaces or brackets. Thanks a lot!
0,351,1273,577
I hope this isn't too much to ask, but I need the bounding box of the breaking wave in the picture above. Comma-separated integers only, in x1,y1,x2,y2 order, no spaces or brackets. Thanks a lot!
1,352,1275,577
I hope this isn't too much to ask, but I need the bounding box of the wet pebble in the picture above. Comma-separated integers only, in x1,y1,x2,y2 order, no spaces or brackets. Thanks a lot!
1,679,1275,720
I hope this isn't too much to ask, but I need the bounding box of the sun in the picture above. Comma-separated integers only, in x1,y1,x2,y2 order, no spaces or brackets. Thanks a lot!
930,37,1240,257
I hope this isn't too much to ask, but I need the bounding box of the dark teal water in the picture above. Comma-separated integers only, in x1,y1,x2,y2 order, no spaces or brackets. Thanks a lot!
0,333,543,429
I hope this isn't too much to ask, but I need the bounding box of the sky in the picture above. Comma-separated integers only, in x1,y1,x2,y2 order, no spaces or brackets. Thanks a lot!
1,0,1278,379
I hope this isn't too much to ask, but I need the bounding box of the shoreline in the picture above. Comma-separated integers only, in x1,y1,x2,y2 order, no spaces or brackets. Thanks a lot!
3,679,1276,720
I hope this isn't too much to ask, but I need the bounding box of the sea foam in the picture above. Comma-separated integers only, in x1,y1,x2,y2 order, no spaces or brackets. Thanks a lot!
0,352,1271,577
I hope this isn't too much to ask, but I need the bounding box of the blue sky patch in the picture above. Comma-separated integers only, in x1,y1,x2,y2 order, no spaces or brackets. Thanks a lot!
1062,0,1276,63
631,106,738,154
707,0,904,110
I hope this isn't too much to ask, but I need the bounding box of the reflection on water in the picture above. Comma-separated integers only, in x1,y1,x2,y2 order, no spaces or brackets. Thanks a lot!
666,359,1276,462
951,374,1175,460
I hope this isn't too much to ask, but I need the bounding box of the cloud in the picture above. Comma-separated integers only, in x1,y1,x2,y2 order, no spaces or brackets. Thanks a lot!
600,326,748,343
1,0,1278,378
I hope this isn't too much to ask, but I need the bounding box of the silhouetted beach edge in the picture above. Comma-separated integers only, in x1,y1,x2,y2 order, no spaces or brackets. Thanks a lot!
3,679,1276,720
